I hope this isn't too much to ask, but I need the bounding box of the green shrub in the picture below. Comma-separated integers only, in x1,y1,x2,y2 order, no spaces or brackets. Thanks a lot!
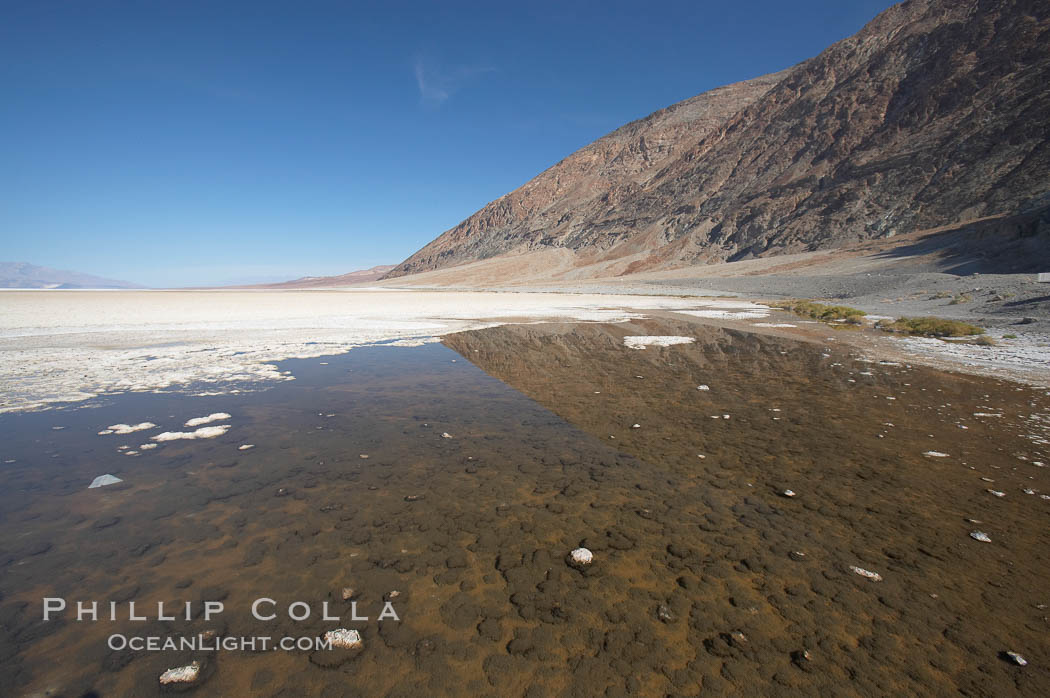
1003,334,1017,339
877,317,985,338
776,301,867,323
949,293,973,305
973,335,997,346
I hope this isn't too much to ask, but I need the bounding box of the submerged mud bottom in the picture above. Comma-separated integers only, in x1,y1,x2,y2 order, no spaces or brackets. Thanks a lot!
1,320,1048,696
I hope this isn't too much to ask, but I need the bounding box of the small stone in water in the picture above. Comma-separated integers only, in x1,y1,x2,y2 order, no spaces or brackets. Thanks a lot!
697,385,710,391
569,547,593,566
988,489,1006,497
970,531,992,543
341,588,355,600
441,432,453,439
324,628,363,650
923,451,950,458
631,423,641,429
1004,651,1027,666
849,566,883,582
88,474,122,488
159,661,200,685
789,551,807,561
781,489,796,498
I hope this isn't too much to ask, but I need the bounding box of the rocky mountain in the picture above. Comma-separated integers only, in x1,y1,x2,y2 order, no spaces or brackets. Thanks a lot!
249,265,396,288
0,262,143,289
386,0,1050,280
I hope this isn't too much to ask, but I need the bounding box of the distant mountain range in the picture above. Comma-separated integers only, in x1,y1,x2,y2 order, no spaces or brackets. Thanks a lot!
0,262,144,289
385,0,1050,280
246,265,396,288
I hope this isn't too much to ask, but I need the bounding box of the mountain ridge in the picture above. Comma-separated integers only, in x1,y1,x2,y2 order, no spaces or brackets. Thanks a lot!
386,0,1050,280
238,264,397,289
0,262,144,289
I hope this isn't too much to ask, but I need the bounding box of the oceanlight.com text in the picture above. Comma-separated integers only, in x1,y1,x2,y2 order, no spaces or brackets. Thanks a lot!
107,633,339,652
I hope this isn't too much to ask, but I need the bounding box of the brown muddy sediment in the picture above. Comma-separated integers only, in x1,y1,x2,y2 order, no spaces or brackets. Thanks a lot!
444,319,1050,695
0,323,1047,696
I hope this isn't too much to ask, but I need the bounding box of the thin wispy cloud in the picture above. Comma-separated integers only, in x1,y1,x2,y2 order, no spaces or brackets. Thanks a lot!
413,57,495,108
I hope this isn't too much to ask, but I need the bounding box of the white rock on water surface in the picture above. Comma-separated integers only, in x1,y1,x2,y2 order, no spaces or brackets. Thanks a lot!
152,425,231,441
441,432,453,439
159,661,200,685
781,489,796,498
99,422,155,435
324,628,363,650
849,566,883,582
923,451,950,458
238,444,254,450
697,385,710,391
88,474,122,488
970,531,992,543
185,412,231,427
1005,651,1028,666
570,548,593,566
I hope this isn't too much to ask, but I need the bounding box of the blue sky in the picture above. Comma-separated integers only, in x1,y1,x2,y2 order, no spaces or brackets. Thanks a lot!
1,0,893,287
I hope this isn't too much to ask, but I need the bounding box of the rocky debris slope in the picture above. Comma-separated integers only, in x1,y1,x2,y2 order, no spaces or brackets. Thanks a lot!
387,0,1050,279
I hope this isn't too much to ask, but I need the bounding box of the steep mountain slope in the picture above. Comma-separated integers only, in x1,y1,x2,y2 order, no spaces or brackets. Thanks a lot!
0,262,143,289
247,265,396,288
385,70,788,277
387,0,1050,279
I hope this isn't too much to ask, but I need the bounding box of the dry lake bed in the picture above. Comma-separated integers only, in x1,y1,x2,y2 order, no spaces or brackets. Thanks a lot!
1,290,1048,696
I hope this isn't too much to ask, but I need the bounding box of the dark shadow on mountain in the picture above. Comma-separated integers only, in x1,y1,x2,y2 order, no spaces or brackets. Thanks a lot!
868,205,1050,275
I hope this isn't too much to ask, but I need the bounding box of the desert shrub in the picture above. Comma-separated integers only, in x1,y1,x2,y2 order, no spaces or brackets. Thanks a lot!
776,301,866,323
877,317,985,337
973,335,997,346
